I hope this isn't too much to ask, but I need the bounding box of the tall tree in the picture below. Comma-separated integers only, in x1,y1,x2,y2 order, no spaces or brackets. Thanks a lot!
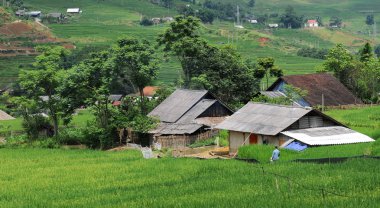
255,57,283,89
280,6,303,28
114,37,159,114
19,46,72,136
248,0,255,8
157,16,205,87
366,14,374,26
359,42,374,62
191,46,260,106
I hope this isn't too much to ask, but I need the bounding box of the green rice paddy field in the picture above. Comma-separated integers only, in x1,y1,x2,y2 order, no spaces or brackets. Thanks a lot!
4,0,379,85
0,148,379,207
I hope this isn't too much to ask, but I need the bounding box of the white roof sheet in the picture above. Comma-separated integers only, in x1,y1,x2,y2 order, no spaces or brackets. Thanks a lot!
67,8,80,13
281,126,374,146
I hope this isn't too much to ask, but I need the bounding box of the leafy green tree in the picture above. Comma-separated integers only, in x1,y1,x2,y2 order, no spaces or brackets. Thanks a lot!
191,46,260,106
114,37,159,113
158,16,207,87
366,15,374,26
248,0,255,8
19,46,72,136
198,9,215,24
323,44,358,89
359,42,374,62
329,16,342,28
280,6,303,28
254,57,283,89
374,44,380,58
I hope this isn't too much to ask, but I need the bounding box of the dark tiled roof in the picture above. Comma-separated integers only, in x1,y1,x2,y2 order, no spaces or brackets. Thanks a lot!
268,73,363,106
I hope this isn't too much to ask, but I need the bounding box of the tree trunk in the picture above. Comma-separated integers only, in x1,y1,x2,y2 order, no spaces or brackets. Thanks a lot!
53,115,59,136
139,87,145,114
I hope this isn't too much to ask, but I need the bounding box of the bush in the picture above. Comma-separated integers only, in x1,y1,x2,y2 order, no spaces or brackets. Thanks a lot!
82,123,116,150
297,47,328,59
140,17,153,26
31,137,60,149
188,138,215,148
56,128,85,145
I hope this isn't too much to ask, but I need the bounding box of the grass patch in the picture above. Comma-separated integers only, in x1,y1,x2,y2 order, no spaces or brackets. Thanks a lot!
0,148,379,207
238,143,374,163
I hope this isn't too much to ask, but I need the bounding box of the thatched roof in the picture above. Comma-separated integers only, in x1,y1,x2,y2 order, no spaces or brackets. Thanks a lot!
216,102,312,135
0,110,15,120
267,73,363,106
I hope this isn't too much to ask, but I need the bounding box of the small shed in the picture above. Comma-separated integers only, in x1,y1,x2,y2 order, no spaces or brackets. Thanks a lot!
267,73,363,107
47,13,64,21
216,102,374,153
148,89,233,148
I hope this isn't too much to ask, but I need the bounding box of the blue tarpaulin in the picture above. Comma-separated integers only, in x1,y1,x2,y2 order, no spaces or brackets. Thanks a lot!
285,141,308,151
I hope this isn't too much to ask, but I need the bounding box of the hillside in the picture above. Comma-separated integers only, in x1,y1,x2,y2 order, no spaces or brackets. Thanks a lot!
2,0,379,87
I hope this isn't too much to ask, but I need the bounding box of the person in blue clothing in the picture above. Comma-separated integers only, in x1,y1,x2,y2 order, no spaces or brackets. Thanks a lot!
271,146,280,162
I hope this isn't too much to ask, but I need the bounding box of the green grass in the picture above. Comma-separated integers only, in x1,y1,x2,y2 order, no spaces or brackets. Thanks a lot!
238,143,374,163
0,56,35,88
0,148,379,207
325,105,380,140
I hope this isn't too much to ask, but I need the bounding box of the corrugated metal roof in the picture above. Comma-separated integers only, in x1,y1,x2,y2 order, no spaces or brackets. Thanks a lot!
176,99,216,124
260,91,287,98
281,126,374,145
149,123,202,135
0,110,15,120
267,73,363,106
216,102,311,135
148,89,209,123
108,94,123,102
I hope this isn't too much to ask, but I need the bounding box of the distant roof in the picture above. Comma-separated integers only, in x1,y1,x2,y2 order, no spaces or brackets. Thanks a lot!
143,86,158,97
48,13,62,18
216,102,312,135
267,73,363,106
108,94,123,102
67,8,80,13
307,20,317,23
0,110,15,120
148,89,210,123
281,126,374,145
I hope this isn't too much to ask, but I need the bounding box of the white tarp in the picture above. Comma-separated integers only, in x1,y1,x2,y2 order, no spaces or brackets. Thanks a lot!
281,126,374,146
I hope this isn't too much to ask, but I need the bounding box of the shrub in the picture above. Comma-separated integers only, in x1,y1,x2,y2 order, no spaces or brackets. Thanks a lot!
297,47,328,59
56,128,85,145
140,17,153,26
188,138,215,148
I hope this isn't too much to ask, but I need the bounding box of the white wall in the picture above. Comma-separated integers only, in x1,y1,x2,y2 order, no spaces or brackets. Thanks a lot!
229,131,249,153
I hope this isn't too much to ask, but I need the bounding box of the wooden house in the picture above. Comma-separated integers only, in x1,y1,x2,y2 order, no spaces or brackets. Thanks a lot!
266,73,363,107
148,89,233,148
216,102,374,153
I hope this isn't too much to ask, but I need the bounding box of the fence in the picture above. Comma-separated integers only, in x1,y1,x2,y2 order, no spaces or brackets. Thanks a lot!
154,129,219,148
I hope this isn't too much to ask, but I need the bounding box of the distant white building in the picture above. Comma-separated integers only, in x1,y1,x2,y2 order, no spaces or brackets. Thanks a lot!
162,17,174,22
305,19,319,28
268,23,278,28
67,8,81,14
248,19,258,24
